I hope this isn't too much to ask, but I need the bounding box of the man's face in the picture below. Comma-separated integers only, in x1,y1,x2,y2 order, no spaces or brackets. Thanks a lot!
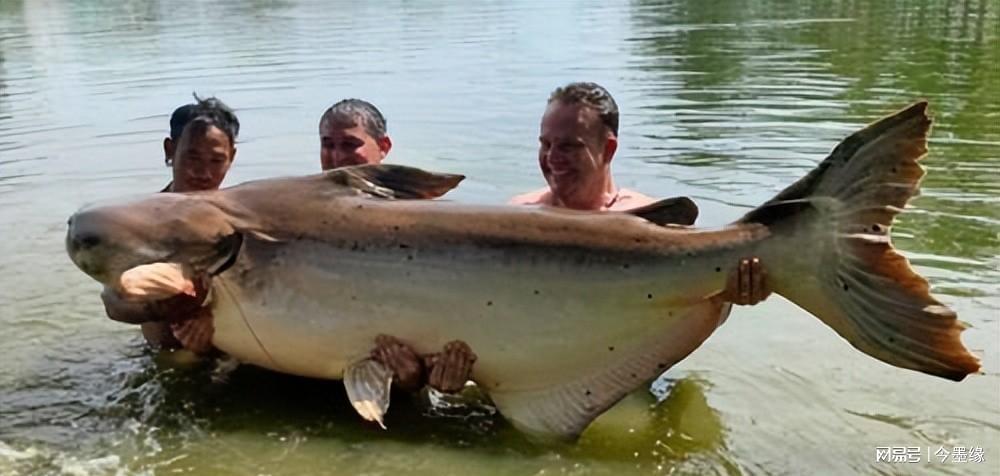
320,119,390,170
171,124,235,192
538,101,617,208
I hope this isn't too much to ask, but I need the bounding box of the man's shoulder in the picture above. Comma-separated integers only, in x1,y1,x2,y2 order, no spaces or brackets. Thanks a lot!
609,188,658,211
508,187,552,206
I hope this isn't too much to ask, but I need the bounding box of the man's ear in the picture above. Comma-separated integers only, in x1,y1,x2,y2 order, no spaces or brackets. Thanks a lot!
377,135,393,158
603,134,618,165
163,138,176,166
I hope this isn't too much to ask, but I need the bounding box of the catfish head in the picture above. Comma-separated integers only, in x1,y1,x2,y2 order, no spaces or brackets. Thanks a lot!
66,193,243,287
65,164,466,287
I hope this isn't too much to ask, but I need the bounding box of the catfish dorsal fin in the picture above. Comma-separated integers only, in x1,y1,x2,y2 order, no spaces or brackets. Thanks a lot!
624,196,699,226
326,164,465,199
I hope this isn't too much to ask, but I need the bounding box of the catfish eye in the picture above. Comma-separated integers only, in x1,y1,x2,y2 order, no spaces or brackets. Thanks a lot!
81,234,101,248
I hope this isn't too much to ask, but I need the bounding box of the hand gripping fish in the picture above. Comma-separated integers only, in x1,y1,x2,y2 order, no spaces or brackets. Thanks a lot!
66,102,980,440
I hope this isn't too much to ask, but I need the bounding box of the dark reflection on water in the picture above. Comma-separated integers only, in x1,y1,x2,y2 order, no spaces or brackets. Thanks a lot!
0,0,997,474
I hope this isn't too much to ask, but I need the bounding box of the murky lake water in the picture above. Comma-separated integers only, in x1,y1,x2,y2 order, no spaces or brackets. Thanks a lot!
1,0,997,474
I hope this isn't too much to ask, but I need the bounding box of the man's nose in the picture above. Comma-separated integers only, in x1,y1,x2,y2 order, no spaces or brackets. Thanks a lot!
188,167,212,179
546,152,566,166
333,150,350,163
333,155,359,168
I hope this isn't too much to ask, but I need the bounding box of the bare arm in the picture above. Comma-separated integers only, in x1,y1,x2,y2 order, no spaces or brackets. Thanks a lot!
98,287,182,348
102,276,213,350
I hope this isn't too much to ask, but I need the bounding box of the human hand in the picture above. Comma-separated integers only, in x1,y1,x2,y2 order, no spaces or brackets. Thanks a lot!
722,257,771,305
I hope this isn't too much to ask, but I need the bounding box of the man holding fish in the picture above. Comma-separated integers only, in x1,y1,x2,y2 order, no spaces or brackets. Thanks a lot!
106,96,475,395
318,98,479,393
69,91,979,438
101,96,240,354
107,84,770,399
511,81,771,310
313,87,772,394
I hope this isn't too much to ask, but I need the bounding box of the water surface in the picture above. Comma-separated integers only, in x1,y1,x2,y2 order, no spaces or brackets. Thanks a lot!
1,0,997,474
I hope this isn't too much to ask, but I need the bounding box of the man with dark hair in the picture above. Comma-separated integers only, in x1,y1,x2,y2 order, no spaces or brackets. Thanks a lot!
513,81,771,309
319,98,392,170
110,95,477,396
103,95,240,350
164,104,195,167
315,98,477,394
510,82,657,211
166,95,240,193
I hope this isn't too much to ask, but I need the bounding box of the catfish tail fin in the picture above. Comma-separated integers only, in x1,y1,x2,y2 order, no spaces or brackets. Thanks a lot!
742,101,980,381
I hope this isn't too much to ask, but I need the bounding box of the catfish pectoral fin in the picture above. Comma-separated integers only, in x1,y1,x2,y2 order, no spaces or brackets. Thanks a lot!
344,358,394,429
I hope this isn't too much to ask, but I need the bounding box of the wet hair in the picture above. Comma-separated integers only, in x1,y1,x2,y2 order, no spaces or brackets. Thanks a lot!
548,82,619,136
181,94,240,147
319,99,388,139
169,104,196,141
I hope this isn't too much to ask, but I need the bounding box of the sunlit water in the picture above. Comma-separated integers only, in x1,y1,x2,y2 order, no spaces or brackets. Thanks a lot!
1,1,997,474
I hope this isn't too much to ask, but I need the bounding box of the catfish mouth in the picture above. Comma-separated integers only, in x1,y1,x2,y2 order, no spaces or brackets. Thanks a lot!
66,215,244,286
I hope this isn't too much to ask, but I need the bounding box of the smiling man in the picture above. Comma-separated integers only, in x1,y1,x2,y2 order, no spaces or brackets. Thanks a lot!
512,81,771,307
509,82,656,211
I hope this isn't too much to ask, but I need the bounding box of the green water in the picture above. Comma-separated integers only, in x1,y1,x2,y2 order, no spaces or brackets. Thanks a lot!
0,0,997,474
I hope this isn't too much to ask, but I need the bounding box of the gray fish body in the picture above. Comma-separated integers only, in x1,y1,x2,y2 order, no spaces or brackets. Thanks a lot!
66,102,980,439
208,198,750,388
